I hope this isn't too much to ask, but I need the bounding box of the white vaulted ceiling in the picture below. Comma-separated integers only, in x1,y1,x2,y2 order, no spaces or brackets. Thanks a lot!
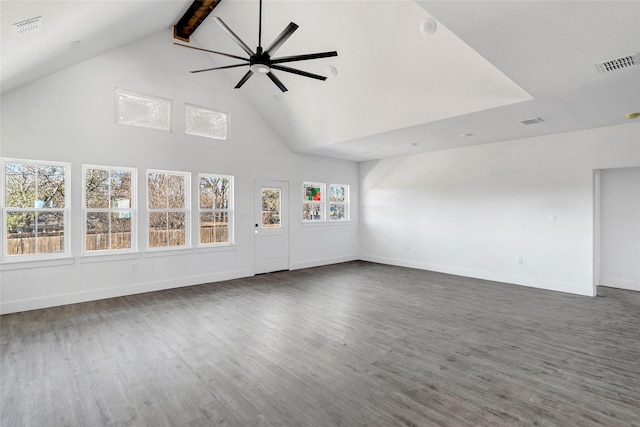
1,1,639,161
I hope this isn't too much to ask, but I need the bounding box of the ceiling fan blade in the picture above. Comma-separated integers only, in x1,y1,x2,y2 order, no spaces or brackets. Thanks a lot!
270,65,327,81
190,63,250,74
235,70,254,89
174,43,248,62
264,22,299,56
212,16,255,56
270,51,338,65
266,72,288,92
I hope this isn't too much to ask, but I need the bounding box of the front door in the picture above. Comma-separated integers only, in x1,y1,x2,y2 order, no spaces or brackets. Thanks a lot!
254,179,290,274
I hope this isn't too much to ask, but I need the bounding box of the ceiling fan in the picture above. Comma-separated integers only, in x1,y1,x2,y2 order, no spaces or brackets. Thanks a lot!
174,0,338,92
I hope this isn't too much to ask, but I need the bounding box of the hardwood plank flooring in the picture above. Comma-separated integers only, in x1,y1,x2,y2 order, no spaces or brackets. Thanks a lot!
1,261,639,426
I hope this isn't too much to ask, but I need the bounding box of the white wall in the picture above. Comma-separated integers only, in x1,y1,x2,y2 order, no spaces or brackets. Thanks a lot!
599,167,640,291
0,31,359,314
360,124,640,296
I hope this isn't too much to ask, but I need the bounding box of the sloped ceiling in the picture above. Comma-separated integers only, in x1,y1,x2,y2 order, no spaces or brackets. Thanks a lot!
2,1,639,161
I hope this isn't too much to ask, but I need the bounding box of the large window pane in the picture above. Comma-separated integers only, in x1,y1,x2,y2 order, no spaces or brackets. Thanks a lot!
86,169,110,208
168,175,185,209
86,212,109,251
330,204,346,221
36,212,64,254
330,185,345,202
5,163,36,208
110,170,132,208
111,213,132,250
149,212,167,247
168,212,186,246
6,212,36,255
37,165,65,208
148,173,167,209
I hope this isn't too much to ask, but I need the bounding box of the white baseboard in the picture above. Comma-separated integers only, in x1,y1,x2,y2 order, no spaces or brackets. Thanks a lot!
599,278,640,292
0,269,253,315
290,255,359,271
360,255,595,297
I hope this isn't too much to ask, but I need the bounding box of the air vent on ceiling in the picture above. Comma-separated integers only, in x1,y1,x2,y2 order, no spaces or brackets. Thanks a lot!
13,16,41,38
596,53,639,73
521,117,544,125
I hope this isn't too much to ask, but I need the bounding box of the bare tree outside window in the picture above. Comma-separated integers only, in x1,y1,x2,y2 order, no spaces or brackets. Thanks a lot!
84,166,135,252
147,170,189,248
3,160,68,256
199,175,233,244
262,188,281,227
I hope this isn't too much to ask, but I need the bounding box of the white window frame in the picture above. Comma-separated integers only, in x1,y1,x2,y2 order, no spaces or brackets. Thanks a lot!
329,184,350,222
146,169,191,250
198,173,234,246
1,158,71,261
185,103,229,141
115,88,172,132
82,165,137,255
302,182,326,223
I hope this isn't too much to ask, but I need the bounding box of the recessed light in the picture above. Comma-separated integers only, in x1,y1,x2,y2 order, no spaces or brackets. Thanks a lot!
624,112,640,120
460,133,475,137
408,142,419,146
419,18,437,35
65,40,81,50
521,117,544,125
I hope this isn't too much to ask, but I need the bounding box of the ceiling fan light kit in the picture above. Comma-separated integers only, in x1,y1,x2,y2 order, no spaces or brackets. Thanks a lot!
175,0,337,92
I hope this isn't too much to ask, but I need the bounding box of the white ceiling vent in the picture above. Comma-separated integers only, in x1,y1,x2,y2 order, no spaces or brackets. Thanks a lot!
13,16,41,38
13,16,42,38
521,117,544,125
596,53,639,73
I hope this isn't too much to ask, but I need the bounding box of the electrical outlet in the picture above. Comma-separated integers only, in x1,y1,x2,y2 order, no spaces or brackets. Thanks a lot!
549,215,557,222
517,257,523,265
131,263,137,272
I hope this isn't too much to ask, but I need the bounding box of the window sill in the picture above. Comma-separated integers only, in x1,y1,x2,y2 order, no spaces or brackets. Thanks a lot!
78,252,142,264
0,256,74,271
143,247,195,258
302,221,351,227
196,243,237,253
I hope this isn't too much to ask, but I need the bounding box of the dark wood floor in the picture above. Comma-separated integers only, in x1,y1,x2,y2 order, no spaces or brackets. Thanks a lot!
1,261,639,426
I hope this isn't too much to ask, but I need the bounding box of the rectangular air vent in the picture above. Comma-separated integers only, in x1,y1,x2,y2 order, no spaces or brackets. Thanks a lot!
14,16,41,38
521,117,544,125
596,53,639,73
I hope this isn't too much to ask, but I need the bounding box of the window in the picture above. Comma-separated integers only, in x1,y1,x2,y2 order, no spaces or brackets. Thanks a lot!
2,158,70,258
83,165,136,253
115,88,171,132
186,104,228,140
147,170,190,249
329,184,350,222
302,182,325,222
198,174,233,245
261,188,281,228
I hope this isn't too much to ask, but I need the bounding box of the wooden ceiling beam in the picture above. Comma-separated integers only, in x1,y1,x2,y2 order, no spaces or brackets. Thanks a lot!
174,0,222,43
